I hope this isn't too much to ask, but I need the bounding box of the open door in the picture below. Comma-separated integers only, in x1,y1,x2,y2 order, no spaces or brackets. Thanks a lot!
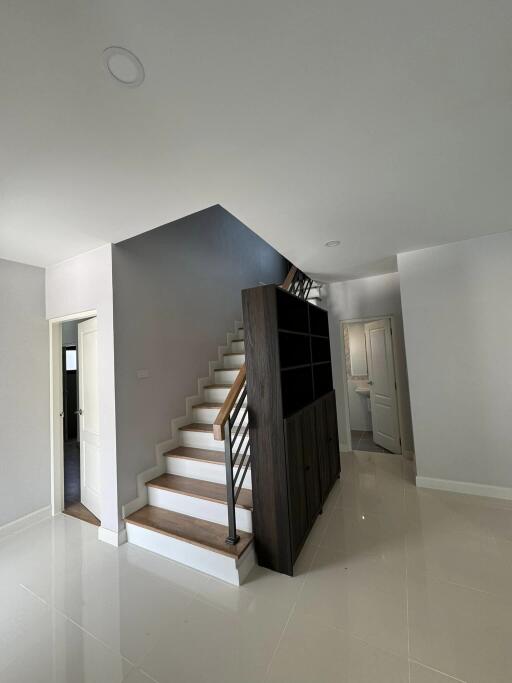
78,317,101,519
364,319,401,453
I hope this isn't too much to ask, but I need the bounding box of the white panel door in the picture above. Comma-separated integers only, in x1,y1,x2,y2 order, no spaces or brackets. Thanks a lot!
78,317,101,519
364,319,401,454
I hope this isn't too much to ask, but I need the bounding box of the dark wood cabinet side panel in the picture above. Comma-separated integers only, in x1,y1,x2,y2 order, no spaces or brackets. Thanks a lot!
301,405,322,521
315,398,331,502
284,414,309,563
325,391,341,480
243,286,292,574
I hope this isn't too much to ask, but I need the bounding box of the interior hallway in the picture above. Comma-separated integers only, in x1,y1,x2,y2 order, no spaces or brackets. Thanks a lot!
1,452,512,682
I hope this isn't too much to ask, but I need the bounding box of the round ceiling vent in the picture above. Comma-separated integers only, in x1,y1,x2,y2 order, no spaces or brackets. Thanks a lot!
103,47,145,87
324,240,341,248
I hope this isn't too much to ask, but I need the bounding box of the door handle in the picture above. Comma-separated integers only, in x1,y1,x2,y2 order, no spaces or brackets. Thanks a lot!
74,409,83,415
59,411,64,418
368,381,374,386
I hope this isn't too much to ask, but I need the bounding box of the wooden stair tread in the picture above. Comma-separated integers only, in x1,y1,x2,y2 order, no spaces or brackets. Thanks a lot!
166,446,224,464
126,506,252,559
224,352,245,356
215,367,243,372
147,473,252,510
204,383,232,389
194,402,223,409
179,422,214,433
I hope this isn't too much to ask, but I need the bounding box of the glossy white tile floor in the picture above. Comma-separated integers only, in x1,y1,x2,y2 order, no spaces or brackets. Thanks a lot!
2,451,512,682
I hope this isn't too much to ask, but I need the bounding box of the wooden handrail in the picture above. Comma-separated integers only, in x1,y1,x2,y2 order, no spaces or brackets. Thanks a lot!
281,265,297,291
213,364,246,440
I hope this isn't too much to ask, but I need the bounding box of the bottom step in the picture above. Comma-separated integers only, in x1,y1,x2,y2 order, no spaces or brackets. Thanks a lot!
125,506,255,585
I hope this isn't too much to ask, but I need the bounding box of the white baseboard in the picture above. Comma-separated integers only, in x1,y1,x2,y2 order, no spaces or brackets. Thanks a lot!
0,505,51,539
416,476,512,501
98,526,128,546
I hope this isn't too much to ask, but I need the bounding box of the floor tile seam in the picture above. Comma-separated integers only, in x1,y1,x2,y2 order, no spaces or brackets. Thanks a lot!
0,514,55,544
19,583,139,672
404,519,512,546
56,606,137,665
404,522,412,683
408,658,467,682
405,566,512,601
295,603,410,662
134,668,161,683
405,523,512,547
19,582,49,607
263,601,298,680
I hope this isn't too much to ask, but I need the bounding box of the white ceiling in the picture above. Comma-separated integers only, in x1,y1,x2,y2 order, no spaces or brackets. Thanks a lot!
1,1,511,280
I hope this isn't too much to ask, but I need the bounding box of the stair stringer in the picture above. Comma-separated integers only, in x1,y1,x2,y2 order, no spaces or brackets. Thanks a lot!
121,320,243,519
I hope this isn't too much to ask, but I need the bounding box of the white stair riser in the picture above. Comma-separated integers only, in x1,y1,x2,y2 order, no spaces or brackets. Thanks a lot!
179,428,250,451
126,522,254,585
215,369,240,384
148,487,252,532
204,386,230,402
166,456,252,490
231,341,245,353
192,406,220,423
192,405,248,425
180,430,224,450
309,286,322,299
236,329,244,339
223,354,245,369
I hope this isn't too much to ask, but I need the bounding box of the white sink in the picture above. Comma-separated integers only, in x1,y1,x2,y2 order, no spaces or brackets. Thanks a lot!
355,386,370,397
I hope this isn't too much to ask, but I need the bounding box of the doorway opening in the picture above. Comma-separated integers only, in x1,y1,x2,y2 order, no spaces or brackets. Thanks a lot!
52,315,101,527
342,317,402,454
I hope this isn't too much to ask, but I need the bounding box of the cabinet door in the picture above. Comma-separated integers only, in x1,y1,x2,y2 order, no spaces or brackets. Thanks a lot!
284,412,309,563
301,405,322,522
325,392,341,481
315,399,331,501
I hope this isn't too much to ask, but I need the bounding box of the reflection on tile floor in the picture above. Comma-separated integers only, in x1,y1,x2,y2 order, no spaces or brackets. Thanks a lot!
2,452,512,681
351,429,390,454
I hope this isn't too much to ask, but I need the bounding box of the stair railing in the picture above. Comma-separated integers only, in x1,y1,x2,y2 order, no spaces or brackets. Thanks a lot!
213,265,313,545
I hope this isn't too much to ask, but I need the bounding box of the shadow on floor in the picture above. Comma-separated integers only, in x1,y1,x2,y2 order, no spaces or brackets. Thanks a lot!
351,430,392,454
63,440,100,527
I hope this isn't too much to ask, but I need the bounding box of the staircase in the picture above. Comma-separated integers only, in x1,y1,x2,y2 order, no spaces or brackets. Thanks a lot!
125,323,256,586
307,282,324,306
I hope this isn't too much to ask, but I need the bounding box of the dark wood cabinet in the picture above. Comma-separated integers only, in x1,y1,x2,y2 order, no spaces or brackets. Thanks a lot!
242,284,340,575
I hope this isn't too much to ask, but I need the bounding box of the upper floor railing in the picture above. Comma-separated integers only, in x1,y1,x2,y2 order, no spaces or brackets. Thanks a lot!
214,265,314,544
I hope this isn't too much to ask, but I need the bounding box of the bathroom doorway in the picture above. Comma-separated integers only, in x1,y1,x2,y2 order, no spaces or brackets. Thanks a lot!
342,317,402,454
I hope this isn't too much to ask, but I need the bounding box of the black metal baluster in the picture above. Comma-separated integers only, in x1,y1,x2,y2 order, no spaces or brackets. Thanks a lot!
224,419,240,545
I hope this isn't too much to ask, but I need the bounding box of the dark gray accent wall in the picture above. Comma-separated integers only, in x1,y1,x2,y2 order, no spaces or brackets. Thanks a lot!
0,258,50,526
112,205,287,507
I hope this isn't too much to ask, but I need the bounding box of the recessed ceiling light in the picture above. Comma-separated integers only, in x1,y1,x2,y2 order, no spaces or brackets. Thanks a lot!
103,47,145,87
324,240,340,248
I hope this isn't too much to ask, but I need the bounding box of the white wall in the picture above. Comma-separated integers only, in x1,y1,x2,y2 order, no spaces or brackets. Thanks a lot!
398,231,512,494
326,272,414,453
0,259,50,526
46,245,119,534
112,205,287,509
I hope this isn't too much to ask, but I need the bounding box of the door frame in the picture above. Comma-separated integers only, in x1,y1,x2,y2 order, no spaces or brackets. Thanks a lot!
340,315,405,454
49,310,97,517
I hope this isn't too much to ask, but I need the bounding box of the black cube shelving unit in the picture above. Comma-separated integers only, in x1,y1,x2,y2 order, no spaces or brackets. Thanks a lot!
242,284,340,576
